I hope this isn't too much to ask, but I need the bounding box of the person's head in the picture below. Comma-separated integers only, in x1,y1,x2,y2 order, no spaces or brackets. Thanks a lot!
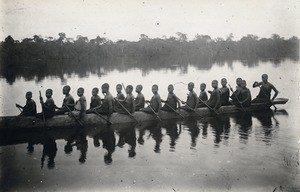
77,87,84,97
136,85,143,93
212,80,218,89
200,83,206,91
236,77,242,86
188,82,194,91
63,85,71,95
152,84,158,94
241,80,247,88
116,84,122,93
168,84,174,93
92,87,99,96
101,83,109,94
221,78,227,87
25,91,32,100
45,89,53,98
262,74,268,83
126,85,133,94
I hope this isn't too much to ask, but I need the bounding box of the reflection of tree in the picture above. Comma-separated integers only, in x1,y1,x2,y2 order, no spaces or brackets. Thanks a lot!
1,33,298,84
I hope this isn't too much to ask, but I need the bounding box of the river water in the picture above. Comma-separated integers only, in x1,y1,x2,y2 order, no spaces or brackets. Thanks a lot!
0,59,300,191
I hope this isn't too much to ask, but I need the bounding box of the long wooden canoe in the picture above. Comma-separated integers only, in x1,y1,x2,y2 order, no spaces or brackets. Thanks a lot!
0,98,288,130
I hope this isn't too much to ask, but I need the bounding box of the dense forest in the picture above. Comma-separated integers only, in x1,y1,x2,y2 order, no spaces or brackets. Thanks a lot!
0,32,299,83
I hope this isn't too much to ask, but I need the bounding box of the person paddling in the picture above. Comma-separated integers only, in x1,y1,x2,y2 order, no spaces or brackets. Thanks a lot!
135,85,145,111
16,91,37,116
198,80,221,111
115,85,135,114
114,84,125,112
236,80,252,107
71,87,87,119
55,85,75,115
141,84,162,114
94,83,114,115
252,74,279,103
197,83,208,107
161,84,181,112
230,77,242,103
86,87,102,113
180,82,198,111
37,89,56,119
220,78,230,106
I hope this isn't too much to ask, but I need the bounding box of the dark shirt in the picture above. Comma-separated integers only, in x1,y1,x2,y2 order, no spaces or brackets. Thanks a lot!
164,93,179,109
220,86,230,104
90,95,101,109
207,88,221,109
135,93,145,111
20,99,37,116
186,91,198,109
199,91,208,101
150,93,162,112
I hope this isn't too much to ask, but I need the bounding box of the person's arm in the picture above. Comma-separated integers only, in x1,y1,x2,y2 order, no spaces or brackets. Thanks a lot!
16,103,24,109
271,84,279,101
131,96,135,113
108,98,113,115
241,89,251,104
253,81,263,88
174,94,181,108
158,96,162,111
193,93,198,110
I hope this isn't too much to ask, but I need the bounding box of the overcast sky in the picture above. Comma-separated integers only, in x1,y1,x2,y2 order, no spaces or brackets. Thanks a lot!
0,0,299,41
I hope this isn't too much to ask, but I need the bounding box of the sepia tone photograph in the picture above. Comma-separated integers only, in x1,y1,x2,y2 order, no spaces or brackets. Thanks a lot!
0,0,299,191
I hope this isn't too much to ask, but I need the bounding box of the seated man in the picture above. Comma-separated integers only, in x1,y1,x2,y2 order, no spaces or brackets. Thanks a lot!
180,82,198,112
198,80,221,111
55,85,75,115
16,91,37,116
161,84,180,112
197,83,208,107
252,74,278,103
71,87,87,119
135,85,145,111
115,85,135,114
220,78,230,106
37,89,56,119
230,77,242,103
140,84,161,114
93,83,114,116
236,80,251,107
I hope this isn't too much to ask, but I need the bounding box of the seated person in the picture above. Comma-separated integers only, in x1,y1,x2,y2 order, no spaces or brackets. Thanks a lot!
16,91,37,116
236,80,251,107
37,89,56,119
86,87,102,113
252,74,278,103
94,83,114,115
140,84,161,114
161,84,181,112
180,82,198,112
71,87,87,119
230,77,242,102
198,83,208,107
135,85,145,111
55,85,75,115
198,80,221,111
114,84,125,112
115,85,135,114
220,78,230,106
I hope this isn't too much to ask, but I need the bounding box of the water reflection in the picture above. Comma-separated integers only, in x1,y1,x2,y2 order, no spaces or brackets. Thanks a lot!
0,110,290,169
209,116,231,147
162,121,181,152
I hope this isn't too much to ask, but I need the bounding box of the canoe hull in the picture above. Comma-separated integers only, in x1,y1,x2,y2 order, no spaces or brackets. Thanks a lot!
0,98,288,130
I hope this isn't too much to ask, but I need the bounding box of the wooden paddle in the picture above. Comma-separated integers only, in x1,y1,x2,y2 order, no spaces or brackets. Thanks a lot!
198,97,219,115
161,101,184,118
39,91,46,127
63,103,85,128
145,101,162,121
92,108,112,125
114,98,139,123
228,84,246,112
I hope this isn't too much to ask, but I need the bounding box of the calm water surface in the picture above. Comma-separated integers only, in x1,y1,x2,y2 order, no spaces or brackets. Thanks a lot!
0,59,300,191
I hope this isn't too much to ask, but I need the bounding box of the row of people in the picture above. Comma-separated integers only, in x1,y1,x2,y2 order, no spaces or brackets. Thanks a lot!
16,74,278,119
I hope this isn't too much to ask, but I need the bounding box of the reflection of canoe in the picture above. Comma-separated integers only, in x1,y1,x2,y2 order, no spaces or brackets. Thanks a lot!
0,98,288,130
